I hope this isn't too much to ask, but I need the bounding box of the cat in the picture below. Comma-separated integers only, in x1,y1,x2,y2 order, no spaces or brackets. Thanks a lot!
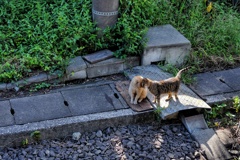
142,67,190,106
128,76,148,104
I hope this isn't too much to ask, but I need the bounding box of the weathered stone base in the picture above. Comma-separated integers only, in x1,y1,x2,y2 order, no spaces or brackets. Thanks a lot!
142,24,191,66
0,55,140,91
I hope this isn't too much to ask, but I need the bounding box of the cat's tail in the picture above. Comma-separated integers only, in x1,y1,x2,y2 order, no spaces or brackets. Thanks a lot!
175,66,191,79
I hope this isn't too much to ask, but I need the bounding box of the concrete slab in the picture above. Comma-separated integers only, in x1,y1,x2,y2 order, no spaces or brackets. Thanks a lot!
123,56,140,70
189,72,233,96
0,108,154,148
213,68,240,91
124,65,211,119
66,56,87,75
142,24,191,66
0,101,15,127
61,84,124,116
109,83,129,110
181,114,208,134
146,24,190,48
64,70,87,81
82,49,114,64
201,94,227,105
10,93,71,125
201,90,240,104
86,58,124,78
215,128,236,147
65,56,87,81
0,83,7,91
26,73,48,84
192,128,232,160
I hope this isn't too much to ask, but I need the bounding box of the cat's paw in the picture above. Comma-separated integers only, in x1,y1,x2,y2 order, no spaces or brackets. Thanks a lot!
130,99,134,104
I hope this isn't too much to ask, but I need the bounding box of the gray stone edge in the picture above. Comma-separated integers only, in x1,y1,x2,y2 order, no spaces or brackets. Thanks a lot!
0,109,154,148
0,55,140,91
145,42,191,50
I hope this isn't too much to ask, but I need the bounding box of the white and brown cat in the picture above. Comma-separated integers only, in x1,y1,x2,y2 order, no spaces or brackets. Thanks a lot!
128,76,148,104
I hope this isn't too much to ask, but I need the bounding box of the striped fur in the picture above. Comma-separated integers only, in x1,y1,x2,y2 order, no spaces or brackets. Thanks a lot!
142,67,190,106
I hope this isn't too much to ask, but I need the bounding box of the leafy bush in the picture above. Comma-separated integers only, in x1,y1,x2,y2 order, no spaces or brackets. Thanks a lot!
0,0,240,82
0,0,98,82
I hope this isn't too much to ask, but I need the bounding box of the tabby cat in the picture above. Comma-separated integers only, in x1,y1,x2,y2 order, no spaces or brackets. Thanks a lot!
142,67,190,106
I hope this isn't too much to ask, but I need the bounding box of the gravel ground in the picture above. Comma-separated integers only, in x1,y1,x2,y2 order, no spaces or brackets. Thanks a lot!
0,122,206,160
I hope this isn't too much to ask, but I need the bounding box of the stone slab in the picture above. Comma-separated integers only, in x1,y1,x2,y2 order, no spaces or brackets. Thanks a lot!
61,84,123,116
0,101,15,127
181,114,208,134
201,94,227,105
201,90,240,105
82,49,114,64
192,128,232,160
213,68,240,91
66,56,87,75
26,73,48,84
0,108,154,148
10,93,71,124
0,83,7,91
47,70,63,80
124,65,211,119
215,128,236,147
189,72,233,96
64,70,87,81
109,83,129,110
146,24,190,48
123,56,140,70
86,58,124,78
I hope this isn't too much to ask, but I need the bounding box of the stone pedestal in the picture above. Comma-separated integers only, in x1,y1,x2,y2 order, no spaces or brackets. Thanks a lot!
142,24,191,66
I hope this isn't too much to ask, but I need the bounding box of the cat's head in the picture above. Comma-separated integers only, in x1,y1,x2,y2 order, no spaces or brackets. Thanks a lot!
132,76,145,88
141,78,151,87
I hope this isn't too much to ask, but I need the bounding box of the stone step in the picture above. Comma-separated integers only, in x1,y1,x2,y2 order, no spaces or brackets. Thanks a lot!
142,24,191,66
189,67,240,104
82,49,114,64
0,80,155,148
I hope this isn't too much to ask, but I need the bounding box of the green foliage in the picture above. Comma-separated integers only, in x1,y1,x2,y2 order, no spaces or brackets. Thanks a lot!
30,82,51,92
206,103,227,119
154,106,164,122
205,96,240,127
30,130,41,141
22,138,28,147
0,0,97,82
1,0,240,82
233,96,240,113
